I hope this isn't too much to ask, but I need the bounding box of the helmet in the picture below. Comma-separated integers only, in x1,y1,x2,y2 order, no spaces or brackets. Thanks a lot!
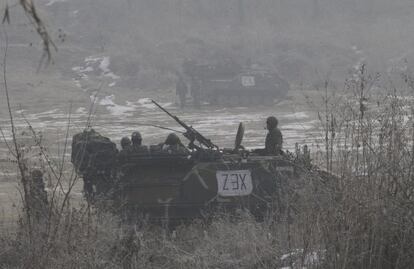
131,131,142,145
120,136,131,149
165,133,181,146
266,116,278,129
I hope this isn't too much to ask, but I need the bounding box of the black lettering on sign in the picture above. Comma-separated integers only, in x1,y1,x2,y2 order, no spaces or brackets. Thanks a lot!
223,174,229,190
231,174,239,190
239,174,247,190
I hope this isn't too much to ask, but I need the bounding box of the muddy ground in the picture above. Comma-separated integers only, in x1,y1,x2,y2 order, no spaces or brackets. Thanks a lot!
0,85,323,227
0,45,329,228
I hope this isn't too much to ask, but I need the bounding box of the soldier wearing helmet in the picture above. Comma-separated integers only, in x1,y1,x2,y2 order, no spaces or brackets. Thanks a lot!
131,131,142,147
164,133,181,146
162,133,188,154
118,136,132,163
265,116,283,155
29,169,48,220
120,136,132,151
131,131,149,154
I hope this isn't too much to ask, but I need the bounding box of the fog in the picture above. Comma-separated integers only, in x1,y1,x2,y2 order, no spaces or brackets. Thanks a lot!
44,0,414,87
4,0,414,95
1,3,414,266
0,0,412,148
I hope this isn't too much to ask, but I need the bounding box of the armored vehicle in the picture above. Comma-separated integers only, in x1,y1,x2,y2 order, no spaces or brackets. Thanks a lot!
182,60,290,106
71,101,306,224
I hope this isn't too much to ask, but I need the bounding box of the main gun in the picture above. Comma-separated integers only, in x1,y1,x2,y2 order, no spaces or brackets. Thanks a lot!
151,100,219,150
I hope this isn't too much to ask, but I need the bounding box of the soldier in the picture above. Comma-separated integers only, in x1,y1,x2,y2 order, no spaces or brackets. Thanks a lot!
163,133,181,147
29,169,48,220
131,131,149,154
131,131,142,149
120,136,132,151
162,133,188,154
265,116,283,155
118,136,132,163
176,74,188,108
190,76,201,108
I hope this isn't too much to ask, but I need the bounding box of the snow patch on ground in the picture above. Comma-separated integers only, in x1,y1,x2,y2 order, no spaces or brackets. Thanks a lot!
31,109,61,117
15,109,26,114
0,172,18,177
283,120,319,131
161,102,173,107
45,0,66,6
136,98,155,109
99,95,116,106
99,56,120,80
282,111,309,120
75,107,87,114
90,94,99,103
99,95,137,117
97,97,173,116
72,78,82,88
280,248,324,268
72,56,120,89
72,66,94,73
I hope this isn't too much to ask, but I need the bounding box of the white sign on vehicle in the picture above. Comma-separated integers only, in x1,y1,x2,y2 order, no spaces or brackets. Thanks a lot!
216,170,253,197
241,76,255,87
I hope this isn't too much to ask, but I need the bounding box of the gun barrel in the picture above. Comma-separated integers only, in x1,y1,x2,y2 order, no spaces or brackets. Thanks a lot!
152,100,174,118
151,100,219,150
151,100,187,129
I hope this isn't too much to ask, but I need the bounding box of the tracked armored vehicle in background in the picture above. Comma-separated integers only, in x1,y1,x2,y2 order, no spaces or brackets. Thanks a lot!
71,101,307,224
182,60,290,106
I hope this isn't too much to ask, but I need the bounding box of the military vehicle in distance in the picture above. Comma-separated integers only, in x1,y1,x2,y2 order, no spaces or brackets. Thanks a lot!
182,60,290,106
71,101,308,225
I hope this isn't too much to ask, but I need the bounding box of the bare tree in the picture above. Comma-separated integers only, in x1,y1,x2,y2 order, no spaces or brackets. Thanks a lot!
2,0,56,64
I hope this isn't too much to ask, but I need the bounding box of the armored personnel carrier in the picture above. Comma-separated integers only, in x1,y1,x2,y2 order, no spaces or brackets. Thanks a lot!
182,60,290,106
71,101,308,224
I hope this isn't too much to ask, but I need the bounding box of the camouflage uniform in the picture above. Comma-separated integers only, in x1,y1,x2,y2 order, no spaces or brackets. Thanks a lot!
131,132,142,149
118,136,132,163
265,116,283,155
265,128,283,155
29,169,48,220
162,133,188,154
72,129,118,200
131,131,149,154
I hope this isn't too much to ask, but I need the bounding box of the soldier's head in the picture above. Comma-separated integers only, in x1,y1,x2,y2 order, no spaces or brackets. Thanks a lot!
266,116,278,130
165,133,181,146
131,131,142,146
120,136,131,150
